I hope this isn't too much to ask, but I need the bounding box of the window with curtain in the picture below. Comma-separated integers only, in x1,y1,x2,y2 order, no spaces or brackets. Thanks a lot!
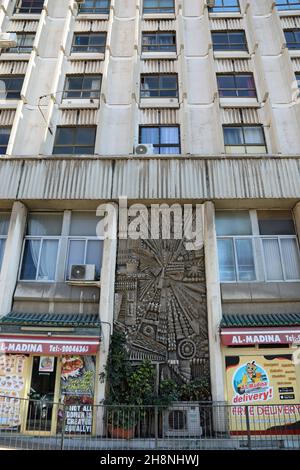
71,33,107,54
20,214,63,281
142,32,176,52
216,210,300,283
140,74,178,98
223,125,267,154
143,0,175,14
14,0,44,14
276,1,300,11
211,31,247,51
217,74,256,98
63,75,102,99
209,0,240,13
139,126,180,154
66,212,104,280
0,213,10,272
258,211,300,281
216,211,256,282
78,0,110,14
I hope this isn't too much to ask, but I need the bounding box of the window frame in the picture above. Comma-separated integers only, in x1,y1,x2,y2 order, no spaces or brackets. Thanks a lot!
209,0,240,13
14,0,44,14
0,212,10,273
223,125,267,154
276,1,300,11
0,127,11,155
143,0,175,14
19,236,61,282
71,32,107,54
140,74,179,98
217,73,257,98
65,236,104,281
211,30,248,52
78,0,110,14
141,31,177,52
62,74,102,100
0,75,24,100
284,29,300,49
139,125,181,154
52,126,97,155
4,32,35,53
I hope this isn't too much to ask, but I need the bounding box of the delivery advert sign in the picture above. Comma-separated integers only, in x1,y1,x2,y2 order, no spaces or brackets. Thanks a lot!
225,355,300,435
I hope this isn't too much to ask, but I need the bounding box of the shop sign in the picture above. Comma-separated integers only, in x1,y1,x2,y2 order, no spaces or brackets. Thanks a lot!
0,335,99,355
226,355,300,434
221,327,300,346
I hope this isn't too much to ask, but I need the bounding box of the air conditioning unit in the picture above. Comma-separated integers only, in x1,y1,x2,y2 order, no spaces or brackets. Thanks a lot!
207,0,216,7
162,403,202,438
0,33,17,49
135,144,154,156
69,264,96,281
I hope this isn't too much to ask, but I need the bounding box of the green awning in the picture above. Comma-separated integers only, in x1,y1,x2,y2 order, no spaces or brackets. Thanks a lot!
0,312,101,328
221,313,300,328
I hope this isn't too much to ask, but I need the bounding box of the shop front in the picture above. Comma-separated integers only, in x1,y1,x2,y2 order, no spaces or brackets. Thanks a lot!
0,313,101,436
220,313,300,435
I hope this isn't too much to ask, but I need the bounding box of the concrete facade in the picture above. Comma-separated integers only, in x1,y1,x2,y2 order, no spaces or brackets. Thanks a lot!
0,0,300,414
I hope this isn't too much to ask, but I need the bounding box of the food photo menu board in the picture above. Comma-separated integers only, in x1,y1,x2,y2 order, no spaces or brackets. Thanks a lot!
0,354,27,429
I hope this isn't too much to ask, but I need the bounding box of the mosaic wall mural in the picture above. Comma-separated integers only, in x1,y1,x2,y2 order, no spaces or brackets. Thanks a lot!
114,232,210,386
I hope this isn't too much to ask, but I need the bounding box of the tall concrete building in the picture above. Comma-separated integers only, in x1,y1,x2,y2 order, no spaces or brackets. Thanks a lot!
0,0,299,436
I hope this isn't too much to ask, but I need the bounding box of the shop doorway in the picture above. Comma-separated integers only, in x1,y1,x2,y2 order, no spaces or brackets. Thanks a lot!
25,356,60,434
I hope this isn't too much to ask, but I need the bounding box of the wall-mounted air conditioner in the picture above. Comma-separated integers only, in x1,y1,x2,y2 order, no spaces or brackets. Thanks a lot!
162,402,202,438
134,144,154,156
0,33,17,48
69,264,96,281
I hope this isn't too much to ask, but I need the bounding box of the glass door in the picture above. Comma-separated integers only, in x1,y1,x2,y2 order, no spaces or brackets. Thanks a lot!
25,356,58,433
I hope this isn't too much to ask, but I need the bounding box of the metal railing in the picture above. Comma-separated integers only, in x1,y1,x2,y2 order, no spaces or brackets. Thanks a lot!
0,396,299,450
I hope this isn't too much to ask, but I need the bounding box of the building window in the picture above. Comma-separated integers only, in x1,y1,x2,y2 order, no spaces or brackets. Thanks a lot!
53,127,96,155
0,213,10,272
2,33,35,53
139,126,180,154
140,74,178,98
66,212,104,280
14,0,44,14
71,33,106,54
295,72,300,88
211,31,247,51
223,125,267,154
284,30,300,49
78,0,110,14
63,75,102,99
216,211,300,282
209,0,240,13
276,1,300,10
143,0,175,14
217,74,256,98
142,32,176,52
0,76,24,99
0,127,11,155
20,214,63,281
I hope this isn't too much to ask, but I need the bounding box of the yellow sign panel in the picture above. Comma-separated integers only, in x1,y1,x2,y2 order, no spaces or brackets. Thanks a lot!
225,355,300,435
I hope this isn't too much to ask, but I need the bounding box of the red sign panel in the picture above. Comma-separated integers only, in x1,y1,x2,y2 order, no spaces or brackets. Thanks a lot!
0,335,99,355
221,327,300,346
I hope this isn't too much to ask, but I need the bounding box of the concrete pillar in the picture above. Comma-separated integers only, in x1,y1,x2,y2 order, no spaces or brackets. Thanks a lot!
0,202,27,318
95,202,118,435
203,201,225,403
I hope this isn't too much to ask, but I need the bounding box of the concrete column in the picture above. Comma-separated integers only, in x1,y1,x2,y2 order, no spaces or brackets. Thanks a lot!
0,202,27,318
293,202,300,243
203,201,225,403
95,202,118,435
